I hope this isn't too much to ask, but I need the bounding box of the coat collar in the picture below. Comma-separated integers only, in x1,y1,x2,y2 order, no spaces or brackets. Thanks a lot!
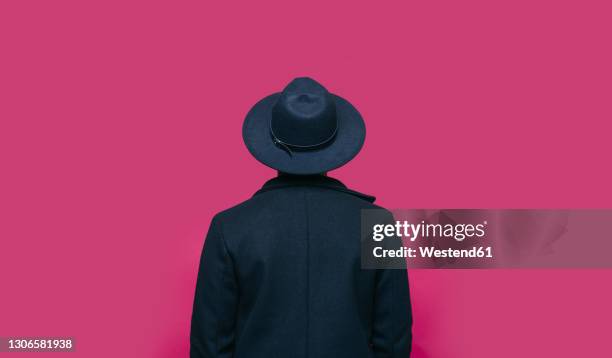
254,174,376,203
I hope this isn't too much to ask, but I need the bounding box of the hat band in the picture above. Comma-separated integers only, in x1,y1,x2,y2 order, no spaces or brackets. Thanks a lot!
269,123,338,157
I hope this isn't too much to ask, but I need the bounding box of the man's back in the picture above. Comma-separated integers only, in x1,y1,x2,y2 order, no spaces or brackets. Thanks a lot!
190,175,412,358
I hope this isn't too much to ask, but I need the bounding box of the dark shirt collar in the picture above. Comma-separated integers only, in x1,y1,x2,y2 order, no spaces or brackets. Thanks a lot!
255,174,376,203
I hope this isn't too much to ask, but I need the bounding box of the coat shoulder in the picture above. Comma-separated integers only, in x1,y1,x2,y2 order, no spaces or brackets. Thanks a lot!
212,186,390,225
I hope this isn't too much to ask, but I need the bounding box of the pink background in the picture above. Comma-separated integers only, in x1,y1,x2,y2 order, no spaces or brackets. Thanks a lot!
1,1,611,357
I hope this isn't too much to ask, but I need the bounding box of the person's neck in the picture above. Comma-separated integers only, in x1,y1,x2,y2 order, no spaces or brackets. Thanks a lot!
278,171,327,177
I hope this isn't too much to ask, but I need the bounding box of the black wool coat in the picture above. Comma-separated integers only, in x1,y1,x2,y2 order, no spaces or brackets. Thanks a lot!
190,175,412,358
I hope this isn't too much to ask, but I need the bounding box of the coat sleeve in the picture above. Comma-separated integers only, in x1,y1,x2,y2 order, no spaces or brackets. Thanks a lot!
371,267,413,357
370,215,413,357
190,215,238,358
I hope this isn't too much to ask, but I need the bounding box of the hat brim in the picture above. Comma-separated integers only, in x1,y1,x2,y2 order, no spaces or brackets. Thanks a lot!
243,93,366,175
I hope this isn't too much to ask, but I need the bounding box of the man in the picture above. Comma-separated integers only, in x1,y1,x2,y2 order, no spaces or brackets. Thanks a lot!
190,77,412,357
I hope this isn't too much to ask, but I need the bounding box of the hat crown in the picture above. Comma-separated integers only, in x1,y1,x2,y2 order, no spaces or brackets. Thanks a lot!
271,77,337,147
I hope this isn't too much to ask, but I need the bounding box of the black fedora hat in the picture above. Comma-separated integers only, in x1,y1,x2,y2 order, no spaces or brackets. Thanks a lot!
242,77,365,175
